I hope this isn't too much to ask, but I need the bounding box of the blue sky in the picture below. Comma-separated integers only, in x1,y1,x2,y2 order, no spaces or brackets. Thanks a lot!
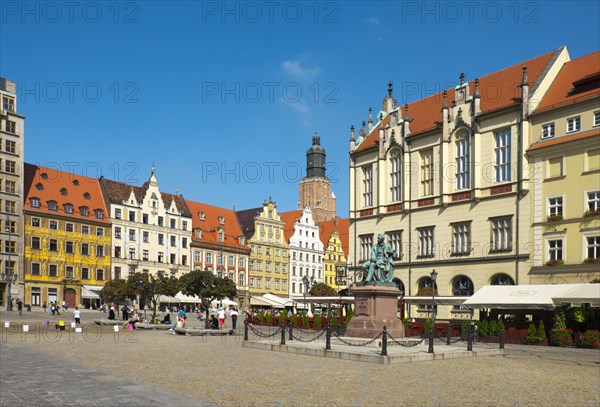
2,1,599,216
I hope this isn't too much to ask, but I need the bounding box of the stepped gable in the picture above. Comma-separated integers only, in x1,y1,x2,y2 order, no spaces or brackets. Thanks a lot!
23,163,109,224
355,48,560,153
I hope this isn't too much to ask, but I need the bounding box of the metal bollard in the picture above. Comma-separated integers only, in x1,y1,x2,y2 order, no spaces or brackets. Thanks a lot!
447,324,451,345
288,322,293,341
325,321,331,350
244,321,248,341
499,329,505,349
280,323,286,345
467,323,473,351
381,326,388,356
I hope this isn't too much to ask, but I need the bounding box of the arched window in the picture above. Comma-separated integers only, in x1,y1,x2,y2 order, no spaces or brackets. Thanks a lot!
417,277,437,311
452,276,474,296
392,277,405,294
491,274,515,285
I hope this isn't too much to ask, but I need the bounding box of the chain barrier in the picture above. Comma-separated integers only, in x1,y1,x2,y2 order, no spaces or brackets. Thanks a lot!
435,336,464,344
290,328,327,343
387,332,424,347
332,330,383,347
248,324,282,338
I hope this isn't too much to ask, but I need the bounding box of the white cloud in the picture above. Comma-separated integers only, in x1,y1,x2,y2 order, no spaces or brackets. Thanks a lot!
281,60,322,80
365,17,379,25
283,99,310,114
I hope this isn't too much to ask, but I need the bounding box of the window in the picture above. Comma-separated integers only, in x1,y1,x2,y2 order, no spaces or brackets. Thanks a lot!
239,257,245,267
282,280,287,291
5,160,16,173
495,129,511,182
249,278,254,288
158,234,164,245
49,220,57,230
66,266,74,279
491,217,512,251
81,243,89,255
96,269,105,281
2,96,15,112
96,228,104,237
81,225,89,235
158,252,164,263
548,239,563,261
452,276,474,296
4,200,15,214
194,250,201,263
387,231,402,259
114,267,121,280
182,255,187,266
359,234,373,262
80,207,89,217
129,211,135,222
452,223,471,255
218,231,224,242
4,240,15,253
587,148,600,171
228,255,234,267
114,246,121,258
206,252,213,264
588,191,600,211
65,241,74,254
115,208,121,219
548,197,563,218
456,137,470,190
170,253,176,264
182,238,188,248
587,236,600,260
567,116,580,133
96,245,104,257
49,239,58,251
30,198,41,208
5,121,16,133
170,235,176,247
64,204,73,214
32,218,40,227
169,218,176,229
420,149,434,196
95,210,104,219
143,250,149,261
49,265,58,277
418,227,435,257
32,237,41,249
266,279,271,289
239,272,244,286
143,231,149,243
142,214,148,224
594,111,600,127
542,123,555,139
81,268,90,280
115,227,122,239
65,223,74,232
4,180,15,193
31,263,41,276
256,279,262,288
362,164,373,207
491,274,514,285
129,229,137,241
182,221,188,231
158,216,164,226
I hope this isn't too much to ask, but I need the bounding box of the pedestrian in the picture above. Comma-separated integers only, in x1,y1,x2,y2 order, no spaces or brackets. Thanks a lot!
217,308,225,328
73,307,81,326
42,302,47,311
230,308,238,330
62,300,68,311
108,306,115,320
210,314,219,329
121,305,129,321
54,302,61,316
16,298,23,316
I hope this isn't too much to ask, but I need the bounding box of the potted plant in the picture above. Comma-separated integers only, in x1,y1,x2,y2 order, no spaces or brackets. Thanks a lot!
583,258,599,264
547,214,563,222
551,312,573,347
584,209,599,218
546,259,565,266
314,314,322,329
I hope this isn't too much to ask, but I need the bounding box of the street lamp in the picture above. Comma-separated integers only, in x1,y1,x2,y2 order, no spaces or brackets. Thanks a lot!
428,269,438,353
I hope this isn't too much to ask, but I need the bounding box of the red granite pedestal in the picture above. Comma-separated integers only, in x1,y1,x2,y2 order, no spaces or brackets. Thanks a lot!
345,285,405,339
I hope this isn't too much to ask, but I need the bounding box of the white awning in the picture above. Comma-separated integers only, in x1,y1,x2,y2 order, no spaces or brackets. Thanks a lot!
175,292,201,303
158,295,180,303
250,296,279,307
403,296,469,306
463,284,590,311
211,298,238,307
552,284,600,307
81,285,103,299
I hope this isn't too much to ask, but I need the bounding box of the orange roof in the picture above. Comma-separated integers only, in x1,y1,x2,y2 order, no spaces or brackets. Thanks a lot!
319,217,350,256
536,51,600,112
23,163,110,224
279,210,303,242
356,49,559,153
185,199,248,250
527,128,600,152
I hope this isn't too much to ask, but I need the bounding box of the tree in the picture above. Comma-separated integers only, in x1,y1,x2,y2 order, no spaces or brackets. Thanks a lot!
127,271,179,320
309,283,339,297
179,269,238,328
100,279,134,305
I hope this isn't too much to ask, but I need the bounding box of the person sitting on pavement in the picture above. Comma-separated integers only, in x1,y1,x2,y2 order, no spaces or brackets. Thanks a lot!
210,314,219,329
129,311,140,329
161,313,171,325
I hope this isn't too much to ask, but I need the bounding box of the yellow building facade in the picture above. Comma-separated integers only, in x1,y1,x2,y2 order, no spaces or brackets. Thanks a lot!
320,218,350,291
237,198,289,297
528,51,600,284
23,164,111,308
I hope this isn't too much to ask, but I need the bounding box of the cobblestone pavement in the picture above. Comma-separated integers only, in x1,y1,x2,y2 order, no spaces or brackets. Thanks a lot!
1,310,599,407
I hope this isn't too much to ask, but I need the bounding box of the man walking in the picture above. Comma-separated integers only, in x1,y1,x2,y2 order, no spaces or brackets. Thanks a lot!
73,307,81,326
230,308,238,330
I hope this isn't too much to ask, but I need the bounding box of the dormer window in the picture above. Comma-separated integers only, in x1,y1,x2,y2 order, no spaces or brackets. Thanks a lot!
80,206,89,216
95,209,104,219
199,212,206,220
30,198,41,208
239,237,245,245
35,183,43,191
83,192,91,200
218,216,225,224
72,179,79,186
60,188,67,196
41,173,48,180
47,201,58,211
64,204,73,214
218,231,224,242
195,229,202,239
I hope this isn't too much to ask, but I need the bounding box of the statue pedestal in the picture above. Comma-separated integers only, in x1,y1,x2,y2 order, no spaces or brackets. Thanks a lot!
346,285,405,339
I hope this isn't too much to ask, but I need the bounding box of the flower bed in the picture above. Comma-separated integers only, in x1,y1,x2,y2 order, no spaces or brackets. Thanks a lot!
580,330,600,349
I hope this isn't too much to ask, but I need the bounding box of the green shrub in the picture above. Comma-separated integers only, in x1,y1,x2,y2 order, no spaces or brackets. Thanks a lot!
477,320,489,337
424,318,432,335
301,313,310,327
580,330,600,349
538,321,546,340
257,311,266,324
289,314,297,325
497,320,505,333
345,308,354,327
265,313,273,323
551,312,573,347
526,322,539,343
402,318,410,333
314,315,322,328
488,320,498,336
330,316,338,328
461,321,471,337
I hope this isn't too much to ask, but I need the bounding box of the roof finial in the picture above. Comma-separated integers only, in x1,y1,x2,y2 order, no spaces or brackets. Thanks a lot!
521,66,529,86
459,72,465,86
474,78,480,96
404,103,409,120
442,90,448,109
387,80,393,97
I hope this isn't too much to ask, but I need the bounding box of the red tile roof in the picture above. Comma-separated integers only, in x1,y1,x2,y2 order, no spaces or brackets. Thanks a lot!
279,210,303,242
319,217,349,256
536,51,600,113
356,49,560,153
23,163,109,224
185,199,248,250
527,128,600,152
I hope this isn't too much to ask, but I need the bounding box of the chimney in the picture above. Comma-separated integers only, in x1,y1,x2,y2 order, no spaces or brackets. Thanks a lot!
520,66,529,119
442,90,449,141
473,78,481,116
368,107,373,131
350,125,356,152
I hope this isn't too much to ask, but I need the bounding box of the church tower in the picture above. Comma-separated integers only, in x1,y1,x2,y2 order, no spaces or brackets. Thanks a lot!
298,133,336,223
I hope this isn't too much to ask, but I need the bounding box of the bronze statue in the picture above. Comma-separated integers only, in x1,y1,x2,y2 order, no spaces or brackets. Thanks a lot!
358,234,397,286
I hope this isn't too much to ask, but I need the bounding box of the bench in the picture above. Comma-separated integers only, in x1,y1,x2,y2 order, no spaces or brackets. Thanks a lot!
173,328,234,336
